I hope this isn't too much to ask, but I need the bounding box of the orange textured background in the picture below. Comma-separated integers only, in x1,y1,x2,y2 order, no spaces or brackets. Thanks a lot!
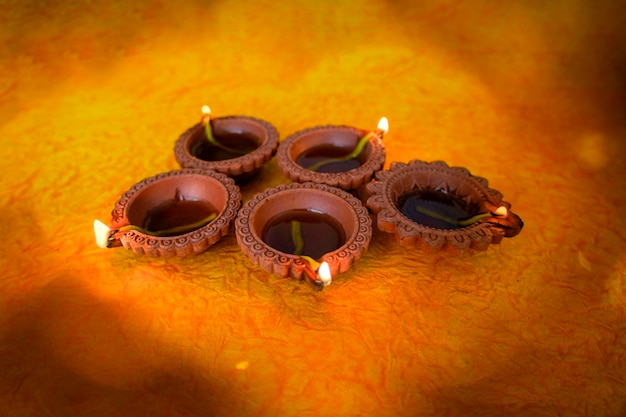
1,1,626,416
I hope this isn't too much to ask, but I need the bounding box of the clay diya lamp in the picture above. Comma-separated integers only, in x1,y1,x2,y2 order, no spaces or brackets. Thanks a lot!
93,168,241,257
174,106,279,183
276,117,388,191
366,160,523,252
235,182,372,291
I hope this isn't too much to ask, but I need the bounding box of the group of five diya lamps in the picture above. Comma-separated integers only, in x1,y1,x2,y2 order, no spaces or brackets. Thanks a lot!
94,106,519,290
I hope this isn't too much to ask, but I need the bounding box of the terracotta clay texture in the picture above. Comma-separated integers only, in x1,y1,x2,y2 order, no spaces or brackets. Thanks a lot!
174,115,279,180
366,160,523,253
276,125,385,190
235,182,372,283
108,169,241,257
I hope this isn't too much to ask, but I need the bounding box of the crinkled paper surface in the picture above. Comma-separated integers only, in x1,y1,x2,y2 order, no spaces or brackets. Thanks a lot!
1,1,625,416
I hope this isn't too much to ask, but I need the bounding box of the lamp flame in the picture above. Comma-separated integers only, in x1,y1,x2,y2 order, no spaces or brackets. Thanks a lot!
494,206,508,217
377,117,389,135
318,262,332,285
94,219,111,248
201,105,211,116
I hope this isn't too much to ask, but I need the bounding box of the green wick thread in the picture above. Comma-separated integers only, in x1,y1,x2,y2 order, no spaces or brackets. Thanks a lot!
289,221,325,285
290,220,304,256
119,213,217,237
300,255,320,270
306,132,374,172
204,121,247,155
415,205,492,227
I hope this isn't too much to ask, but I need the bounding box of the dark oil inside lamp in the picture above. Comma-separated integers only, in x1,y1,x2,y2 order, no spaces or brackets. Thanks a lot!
398,189,478,230
192,132,259,161
142,199,218,236
296,144,366,173
262,209,346,259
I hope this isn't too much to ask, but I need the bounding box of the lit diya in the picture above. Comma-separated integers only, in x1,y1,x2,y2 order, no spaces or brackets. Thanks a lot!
235,182,372,290
174,106,279,182
366,160,523,252
93,169,241,257
276,118,388,191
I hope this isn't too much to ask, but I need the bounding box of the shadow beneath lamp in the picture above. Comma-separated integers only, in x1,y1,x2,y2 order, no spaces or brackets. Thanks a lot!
0,272,239,416
0,204,237,416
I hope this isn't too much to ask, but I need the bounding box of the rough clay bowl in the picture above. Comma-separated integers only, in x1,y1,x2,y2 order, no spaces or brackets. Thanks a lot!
276,125,385,191
366,160,523,253
174,116,279,181
235,182,372,282
108,169,241,257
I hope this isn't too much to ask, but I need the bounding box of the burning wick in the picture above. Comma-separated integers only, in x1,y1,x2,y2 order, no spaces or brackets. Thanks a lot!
289,220,332,289
415,205,508,227
200,105,245,155
493,206,508,217
377,117,389,138
93,213,217,248
307,117,389,172
94,219,112,249
301,256,332,289
200,104,212,126
317,261,332,285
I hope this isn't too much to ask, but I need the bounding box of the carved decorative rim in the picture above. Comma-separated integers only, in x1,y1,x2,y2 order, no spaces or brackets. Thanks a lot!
174,115,279,178
235,182,372,281
366,160,523,252
276,125,385,190
110,169,241,257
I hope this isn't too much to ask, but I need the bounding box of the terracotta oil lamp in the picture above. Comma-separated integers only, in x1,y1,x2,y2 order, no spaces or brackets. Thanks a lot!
93,168,241,257
276,118,388,191
174,106,279,183
366,160,523,253
235,182,372,290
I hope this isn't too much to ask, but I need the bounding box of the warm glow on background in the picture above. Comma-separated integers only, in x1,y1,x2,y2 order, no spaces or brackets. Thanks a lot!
1,0,625,416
